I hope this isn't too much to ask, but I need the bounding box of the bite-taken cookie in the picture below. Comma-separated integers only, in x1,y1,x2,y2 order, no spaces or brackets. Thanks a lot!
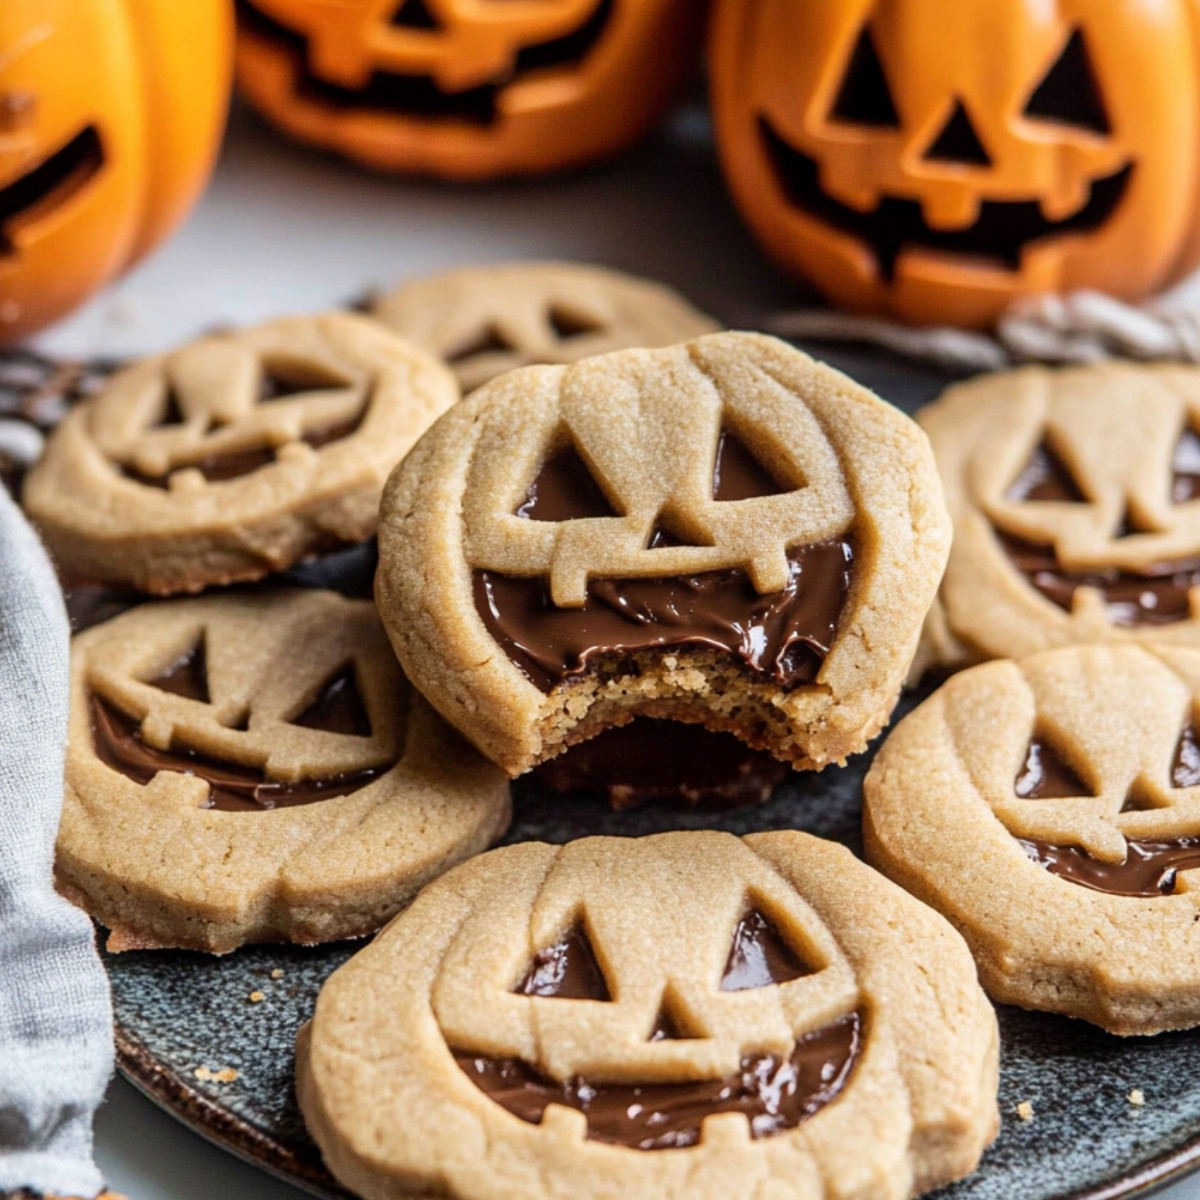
24,313,457,595
866,642,1200,1036
56,589,510,954
372,262,720,392
297,830,999,1200
376,332,951,776
919,363,1200,672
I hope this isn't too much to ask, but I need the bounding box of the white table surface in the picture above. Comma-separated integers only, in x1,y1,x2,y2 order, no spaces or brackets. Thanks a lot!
40,103,1200,1200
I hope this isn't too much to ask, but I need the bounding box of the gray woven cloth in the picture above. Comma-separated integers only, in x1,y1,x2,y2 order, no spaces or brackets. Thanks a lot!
0,485,112,1198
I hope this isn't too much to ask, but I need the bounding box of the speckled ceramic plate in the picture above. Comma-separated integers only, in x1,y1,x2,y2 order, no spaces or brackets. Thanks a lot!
104,347,1200,1200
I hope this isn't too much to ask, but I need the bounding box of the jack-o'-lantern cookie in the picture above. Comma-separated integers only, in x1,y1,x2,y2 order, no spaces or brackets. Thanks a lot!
24,313,458,595
372,262,720,392
376,332,951,776
56,589,510,954
866,643,1200,1035
920,363,1200,671
298,830,999,1200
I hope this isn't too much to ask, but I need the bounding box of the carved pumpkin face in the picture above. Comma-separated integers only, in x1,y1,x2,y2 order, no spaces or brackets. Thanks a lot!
865,643,1200,1033
57,589,510,952
922,363,1200,667
0,1,232,344
234,0,703,178
298,831,999,1197
710,0,1200,327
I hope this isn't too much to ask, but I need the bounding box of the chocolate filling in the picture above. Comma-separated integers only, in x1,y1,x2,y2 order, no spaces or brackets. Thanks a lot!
474,540,853,693
1019,837,1200,897
89,693,386,811
720,909,815,990
516,924,611,1001
122,411,366,489
997,532,1200,627
531,719,789,811
452,1011,861,1150
1014,735,1093,800
236,0,614,126
758,114,1133,281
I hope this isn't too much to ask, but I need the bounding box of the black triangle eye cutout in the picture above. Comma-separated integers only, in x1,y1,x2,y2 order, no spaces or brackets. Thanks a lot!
515,923,612,1000
447,326,516,364
1173,428,1200,503
154,389,187,429
720,908,814,991
922,100,991,167
548,306,604,341
1173,725,1200,788
829,26,900,129
516,443,622,522
712,429,789,502
1005,440,1087,503
148,637,210,704
1023,28,1111,136
389,0,442,29
291,665,372,738
1014,735,1095,799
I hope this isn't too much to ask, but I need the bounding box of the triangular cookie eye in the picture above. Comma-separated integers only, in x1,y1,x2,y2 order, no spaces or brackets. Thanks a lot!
1005,440,1087,503
720,908,814,991
647,1001,696,1042
516,443,622,521
712,429,790,502
828,25,900,129
1172,427,1200,503
148,636,210,703
1173,725,1200,788
1022,28,1111,136
258,371,314,402
1014,735,1094,799
292,665,372,737
548,306,604,342
388,0,441,30
515,923,612,1000
448,327,516,365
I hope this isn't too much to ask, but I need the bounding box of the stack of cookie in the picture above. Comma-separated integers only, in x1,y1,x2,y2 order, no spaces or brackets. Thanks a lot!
17,264,1014,1200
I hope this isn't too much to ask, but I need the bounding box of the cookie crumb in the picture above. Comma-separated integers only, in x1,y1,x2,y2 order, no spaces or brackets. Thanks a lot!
271,968,284,979
194,1065,238,1083
1129,1089,1145,1107
1016,1101,1034,1121
249,990,265,1003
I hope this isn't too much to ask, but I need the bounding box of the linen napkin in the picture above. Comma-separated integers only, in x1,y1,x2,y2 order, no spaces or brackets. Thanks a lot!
0,484,112,1199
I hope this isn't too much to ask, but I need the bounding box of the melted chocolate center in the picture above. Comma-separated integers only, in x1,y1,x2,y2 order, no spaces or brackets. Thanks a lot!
997,532,1200,627
474,541,853,693
531,719,789,811
89,693,386,812
452,1011,861,1151
1019,837,1200,898
516,925,611,1001
1014,736,1093,799
720,909,814,990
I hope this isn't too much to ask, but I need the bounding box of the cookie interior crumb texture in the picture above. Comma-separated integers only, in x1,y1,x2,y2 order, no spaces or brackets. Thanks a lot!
375,332,951,776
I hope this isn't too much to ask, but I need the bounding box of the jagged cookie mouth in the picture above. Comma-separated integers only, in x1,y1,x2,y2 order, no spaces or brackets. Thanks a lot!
758,115,1134,281
0,125,104,255
237,0,615,126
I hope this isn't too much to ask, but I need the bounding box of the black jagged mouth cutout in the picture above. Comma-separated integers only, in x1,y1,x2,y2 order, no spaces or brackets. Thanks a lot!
237,0,614,127
757,115,1134,282
0,125,104,254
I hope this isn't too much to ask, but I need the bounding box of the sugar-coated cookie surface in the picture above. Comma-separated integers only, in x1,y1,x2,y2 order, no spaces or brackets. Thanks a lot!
56,590,510,954
866,643,1200,1036
297,830,999,1200
25,313,458,595
375,332,951,776
918,363,1200,671
372,261,720,392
